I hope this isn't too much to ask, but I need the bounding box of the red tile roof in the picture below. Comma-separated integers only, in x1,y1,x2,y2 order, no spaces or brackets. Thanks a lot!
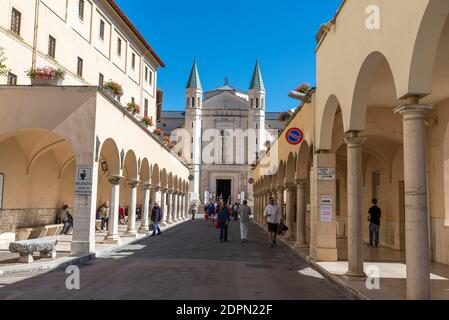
106,0,165,67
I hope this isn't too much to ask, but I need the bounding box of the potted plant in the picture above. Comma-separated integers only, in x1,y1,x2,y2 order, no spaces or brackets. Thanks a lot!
103,80,123,99
141,115,153,127
0,47,9,77
153,128,163,138
163,137,170,145
126,101,141,115
26,66,65,86
288,82,311,102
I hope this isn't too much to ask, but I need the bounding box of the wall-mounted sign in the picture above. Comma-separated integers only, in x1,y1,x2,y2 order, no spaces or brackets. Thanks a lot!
317,168,336,181
285,128,304,145
75,166,93,195
320,195,333,222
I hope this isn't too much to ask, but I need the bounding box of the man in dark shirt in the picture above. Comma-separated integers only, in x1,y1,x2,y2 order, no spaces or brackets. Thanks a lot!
368,199,382,247
151,202,163,236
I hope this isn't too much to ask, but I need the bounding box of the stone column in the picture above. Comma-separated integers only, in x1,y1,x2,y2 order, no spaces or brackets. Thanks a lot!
172,192,178,222
166,190,173,224
125,180,139,237
185,193,189,219
139,183,151,233
394,103,432,300
345,131,366,278
277,186,285,222
310,152,337,261
104,176,122,244
71,160,98,255
285,183,296,240
178,192,182,220
295,179,308,247
160,188,167,226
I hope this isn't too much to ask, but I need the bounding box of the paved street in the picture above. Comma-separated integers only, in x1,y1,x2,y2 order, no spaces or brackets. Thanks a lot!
0,218,351,300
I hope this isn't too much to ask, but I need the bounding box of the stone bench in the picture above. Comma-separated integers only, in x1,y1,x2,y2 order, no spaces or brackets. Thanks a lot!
9,238,58,263
15,224,64,240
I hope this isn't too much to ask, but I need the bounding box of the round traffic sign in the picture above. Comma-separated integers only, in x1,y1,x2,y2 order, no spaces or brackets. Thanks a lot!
285,128,304,145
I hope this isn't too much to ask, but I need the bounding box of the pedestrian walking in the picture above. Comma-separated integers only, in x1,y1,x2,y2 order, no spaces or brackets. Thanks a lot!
206,201,216,227
368,198,382,247
233,203,239,221
238,200,251,243
151,202,163,236
218,203,231,242
99,201,110,232
264,197,281,248
190,203,197,220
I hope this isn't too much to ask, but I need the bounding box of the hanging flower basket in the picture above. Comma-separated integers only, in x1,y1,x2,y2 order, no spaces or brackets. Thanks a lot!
27,66,65,86
289,83,311,102
103,80,123,99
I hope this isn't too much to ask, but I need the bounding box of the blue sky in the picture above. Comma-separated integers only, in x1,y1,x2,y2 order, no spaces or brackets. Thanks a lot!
115,0,342,112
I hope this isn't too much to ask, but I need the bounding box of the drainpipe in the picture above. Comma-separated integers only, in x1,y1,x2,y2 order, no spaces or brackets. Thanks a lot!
32,0,40,69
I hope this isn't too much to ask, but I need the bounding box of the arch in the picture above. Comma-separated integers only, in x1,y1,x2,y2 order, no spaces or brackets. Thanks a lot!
26,139,66,175
285,152,296,183
408,1,449,98
167,172,173,190
277,161,286,186
58,155,76,180
317,95,344,151
160,168,167,188
123,150,138,180
348,51,399,131
296,141,311,180
173,175,179,191
98,138,120,176
140,158,150,184
152,164,160,186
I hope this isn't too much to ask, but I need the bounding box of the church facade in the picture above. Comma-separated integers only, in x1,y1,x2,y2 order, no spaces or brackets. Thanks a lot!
170,61,281,205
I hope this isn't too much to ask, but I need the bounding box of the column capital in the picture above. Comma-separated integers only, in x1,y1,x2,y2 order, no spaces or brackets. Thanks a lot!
284,183,295,191
344,131,366,148
277,186,285,192
128,180,140,188
108,175,123,185
295,179,308,188
394,104,433,120
141,183,151,190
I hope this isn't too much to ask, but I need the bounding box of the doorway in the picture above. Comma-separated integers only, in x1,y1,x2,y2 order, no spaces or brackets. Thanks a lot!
216,179,231,204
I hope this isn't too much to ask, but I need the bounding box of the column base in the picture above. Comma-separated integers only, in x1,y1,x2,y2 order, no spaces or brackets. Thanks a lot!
70,240,95,256
103,235,122,244
166,220,173,224
294,242,309,248
160,222,167,226
172,219,178,223
344,271,367,280
124,230,138,238
310,245,338,262
138,226,149,234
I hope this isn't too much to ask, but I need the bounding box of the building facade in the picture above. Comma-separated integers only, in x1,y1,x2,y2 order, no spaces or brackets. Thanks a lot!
0,0,190,254
253,0,449,300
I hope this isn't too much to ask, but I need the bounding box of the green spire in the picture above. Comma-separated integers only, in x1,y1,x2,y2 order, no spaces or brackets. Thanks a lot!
249,60,265,91
186,60,202,90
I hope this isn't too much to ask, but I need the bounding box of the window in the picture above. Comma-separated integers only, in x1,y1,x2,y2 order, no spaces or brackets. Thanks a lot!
250,98,253,108
117,39,122,57
99,73,104,86
7,72,17,85
191,137,194,143
256,123,258,129
131,97,135,104
191,122,193,128
48,35,56,58
144,99,148,116
145,67,148,82
149,70,153,85
99,20,105,40
131,53,136,70
256,98,259,108
77,57,83,77
79,0,85,20
10,8,21,36
191,97,195,107
191,153,193,160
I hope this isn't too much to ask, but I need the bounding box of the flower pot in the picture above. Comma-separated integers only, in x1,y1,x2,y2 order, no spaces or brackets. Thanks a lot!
288,90,308,102
31,78,62,86
105,88,118,100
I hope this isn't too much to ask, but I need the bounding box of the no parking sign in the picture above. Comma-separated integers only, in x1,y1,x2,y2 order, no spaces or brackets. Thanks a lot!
285,128,304,145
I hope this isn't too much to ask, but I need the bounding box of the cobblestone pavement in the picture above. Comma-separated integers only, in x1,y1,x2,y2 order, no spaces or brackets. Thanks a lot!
0,218,352,300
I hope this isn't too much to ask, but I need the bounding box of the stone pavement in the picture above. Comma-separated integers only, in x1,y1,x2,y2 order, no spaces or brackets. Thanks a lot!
272,229,449,300
0,217,352,300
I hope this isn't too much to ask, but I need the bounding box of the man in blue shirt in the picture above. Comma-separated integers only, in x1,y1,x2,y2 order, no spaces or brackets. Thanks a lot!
207,201,216,227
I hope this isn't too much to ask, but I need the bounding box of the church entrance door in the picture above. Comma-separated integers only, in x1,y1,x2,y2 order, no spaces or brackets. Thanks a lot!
216,179,231,205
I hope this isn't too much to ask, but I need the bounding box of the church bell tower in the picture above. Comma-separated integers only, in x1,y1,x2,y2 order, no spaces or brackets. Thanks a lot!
248,61,266,163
